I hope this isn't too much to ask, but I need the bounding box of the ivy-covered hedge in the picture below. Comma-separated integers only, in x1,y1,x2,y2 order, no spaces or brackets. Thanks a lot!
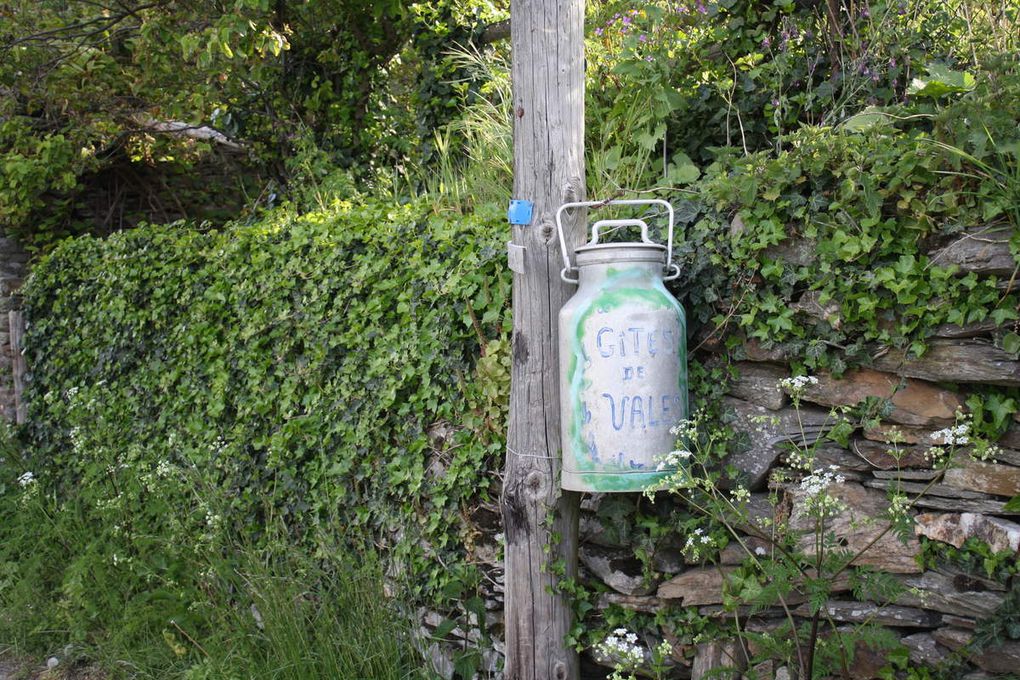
674,70,1020,377
19,201,510,610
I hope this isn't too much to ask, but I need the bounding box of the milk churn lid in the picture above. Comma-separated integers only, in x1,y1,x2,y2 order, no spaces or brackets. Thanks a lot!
556,199,680,284
574,240,667,267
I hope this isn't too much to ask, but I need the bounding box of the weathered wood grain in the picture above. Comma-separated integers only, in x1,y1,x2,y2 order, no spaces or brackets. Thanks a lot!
501,2,584,679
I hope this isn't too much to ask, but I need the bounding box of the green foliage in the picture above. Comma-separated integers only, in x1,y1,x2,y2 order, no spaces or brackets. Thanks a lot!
0,455,432,678
8,200,510,668
671,71,1020,371
918,536,1020,584
637,388,993,680
600,0,1015,157
973,583,1020,649
0,0,506,247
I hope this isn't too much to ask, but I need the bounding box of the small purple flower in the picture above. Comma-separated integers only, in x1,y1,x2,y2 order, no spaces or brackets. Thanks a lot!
861,5,870,18
622,15,632,25
696,0,707,14
771,97,780,107
889,57,897,68
595,27,604,36
761,35,771,48
638,34,648,43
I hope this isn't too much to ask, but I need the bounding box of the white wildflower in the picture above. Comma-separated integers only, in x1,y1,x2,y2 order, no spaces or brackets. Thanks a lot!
798,467,847,515
754,546,767,556
684,527,716,560
17,471,35,487
730,486,751,503
888,493,910,518
656,449,692,471
596,628,645,669
931,423,970,447
778,375,819,397
799,468,845,497
971,443,1002,463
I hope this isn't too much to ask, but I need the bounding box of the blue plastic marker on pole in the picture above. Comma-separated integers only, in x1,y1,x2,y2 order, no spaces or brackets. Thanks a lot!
508,199,534,226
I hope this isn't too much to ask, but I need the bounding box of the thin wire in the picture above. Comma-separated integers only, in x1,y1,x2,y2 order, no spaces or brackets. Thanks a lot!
505,446,557,460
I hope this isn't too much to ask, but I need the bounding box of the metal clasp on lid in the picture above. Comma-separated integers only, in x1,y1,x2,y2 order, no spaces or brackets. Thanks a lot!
556,199,678,284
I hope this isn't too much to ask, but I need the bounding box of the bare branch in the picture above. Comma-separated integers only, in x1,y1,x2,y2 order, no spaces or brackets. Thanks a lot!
132,116,244,150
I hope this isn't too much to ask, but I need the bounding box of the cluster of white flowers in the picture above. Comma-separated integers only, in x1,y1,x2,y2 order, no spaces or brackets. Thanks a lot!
932,422,970,447
888,493,910,519
595,628,644,669
656,449,692,471
798,465,848,515
683,527,716,561
924,445,948,466
785,446,813,471
69,426,85,453
971,442,1002,463
669,417,699,439
95,492,124,511
205,511,222,529
730,486,751,503
17,471,35,487
778,375,819,397
799,465,845,497
156,460,175,478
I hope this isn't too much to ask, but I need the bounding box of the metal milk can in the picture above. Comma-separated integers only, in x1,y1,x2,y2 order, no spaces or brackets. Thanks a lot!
557,199,689,493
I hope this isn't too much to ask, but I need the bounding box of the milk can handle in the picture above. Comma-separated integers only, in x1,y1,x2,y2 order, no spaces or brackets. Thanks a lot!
556,199,677,284
588,219,653,245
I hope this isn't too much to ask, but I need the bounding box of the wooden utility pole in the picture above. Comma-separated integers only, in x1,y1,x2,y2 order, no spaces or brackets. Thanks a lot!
501,1,584,679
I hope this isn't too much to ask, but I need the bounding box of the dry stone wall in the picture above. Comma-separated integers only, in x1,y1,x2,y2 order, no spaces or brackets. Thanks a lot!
590,337,1019,679
431,326,1020,678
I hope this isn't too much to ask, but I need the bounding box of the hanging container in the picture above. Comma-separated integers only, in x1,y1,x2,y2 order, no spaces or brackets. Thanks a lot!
557,199,688,493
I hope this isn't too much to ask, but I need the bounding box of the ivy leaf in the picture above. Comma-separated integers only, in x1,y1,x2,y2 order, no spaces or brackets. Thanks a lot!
1002,332,1020,356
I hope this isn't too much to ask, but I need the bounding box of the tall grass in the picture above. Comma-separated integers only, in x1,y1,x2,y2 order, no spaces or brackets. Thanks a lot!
185,547,434,680
0,438,435,680
419,45,513,212
419,44,671,214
